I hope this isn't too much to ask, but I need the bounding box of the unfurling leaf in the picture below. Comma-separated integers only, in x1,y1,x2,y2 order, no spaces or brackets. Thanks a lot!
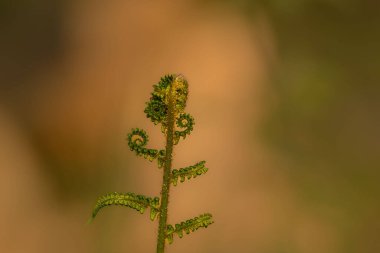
127,128,165,167
174,113,194,144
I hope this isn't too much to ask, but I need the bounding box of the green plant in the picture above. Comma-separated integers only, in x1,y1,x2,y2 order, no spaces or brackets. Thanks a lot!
90,74,213,253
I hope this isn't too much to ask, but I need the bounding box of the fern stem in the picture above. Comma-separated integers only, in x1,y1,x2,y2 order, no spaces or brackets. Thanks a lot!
156,82,176,253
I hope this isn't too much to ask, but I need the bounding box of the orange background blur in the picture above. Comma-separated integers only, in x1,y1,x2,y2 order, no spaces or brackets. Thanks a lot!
1,1,379,253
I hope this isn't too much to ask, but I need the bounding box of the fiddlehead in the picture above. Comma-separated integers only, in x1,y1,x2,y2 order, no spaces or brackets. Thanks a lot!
127,128,165,167
144,75,172,126
171,161,208,186
91,74,213,253
144,75,189,135
174,113,194,144
90,192,160,222
165,213,214,244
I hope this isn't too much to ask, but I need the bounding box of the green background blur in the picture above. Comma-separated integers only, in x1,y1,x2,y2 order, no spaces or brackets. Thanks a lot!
1,1,379,252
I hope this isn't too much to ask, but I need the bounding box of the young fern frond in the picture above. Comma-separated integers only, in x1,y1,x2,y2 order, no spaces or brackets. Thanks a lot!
174,113,194,144
90,192,160,222
127,128,165,167
165,213,214,244
91,74,213,253
171,161,208,186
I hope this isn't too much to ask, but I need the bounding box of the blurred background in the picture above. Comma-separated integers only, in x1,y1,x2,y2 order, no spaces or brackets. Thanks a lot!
1,0,379,252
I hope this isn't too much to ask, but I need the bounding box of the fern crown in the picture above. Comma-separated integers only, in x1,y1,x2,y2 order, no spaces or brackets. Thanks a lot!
145,74,189,125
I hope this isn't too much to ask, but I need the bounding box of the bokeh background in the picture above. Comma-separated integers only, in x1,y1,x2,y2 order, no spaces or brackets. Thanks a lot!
1,0,379,252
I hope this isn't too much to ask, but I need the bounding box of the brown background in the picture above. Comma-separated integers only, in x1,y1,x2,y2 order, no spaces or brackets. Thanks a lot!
1,1,379,252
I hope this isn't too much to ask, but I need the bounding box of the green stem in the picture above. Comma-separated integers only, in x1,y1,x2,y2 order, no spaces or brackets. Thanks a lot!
156,84,176,253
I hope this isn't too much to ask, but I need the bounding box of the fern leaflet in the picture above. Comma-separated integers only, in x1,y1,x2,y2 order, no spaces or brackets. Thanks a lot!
127,128,165,167
90,192,160,222
165,213,214,244
171,161,208,186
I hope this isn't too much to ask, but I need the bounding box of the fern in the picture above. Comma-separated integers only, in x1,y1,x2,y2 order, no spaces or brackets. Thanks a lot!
90,74,213,253
165,213,214,244
90,192,160,222
127,128,166,167
174,113,194,144
171,161,208,186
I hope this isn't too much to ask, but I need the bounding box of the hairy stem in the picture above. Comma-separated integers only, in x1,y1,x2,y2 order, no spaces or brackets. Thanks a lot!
156,83,176,253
